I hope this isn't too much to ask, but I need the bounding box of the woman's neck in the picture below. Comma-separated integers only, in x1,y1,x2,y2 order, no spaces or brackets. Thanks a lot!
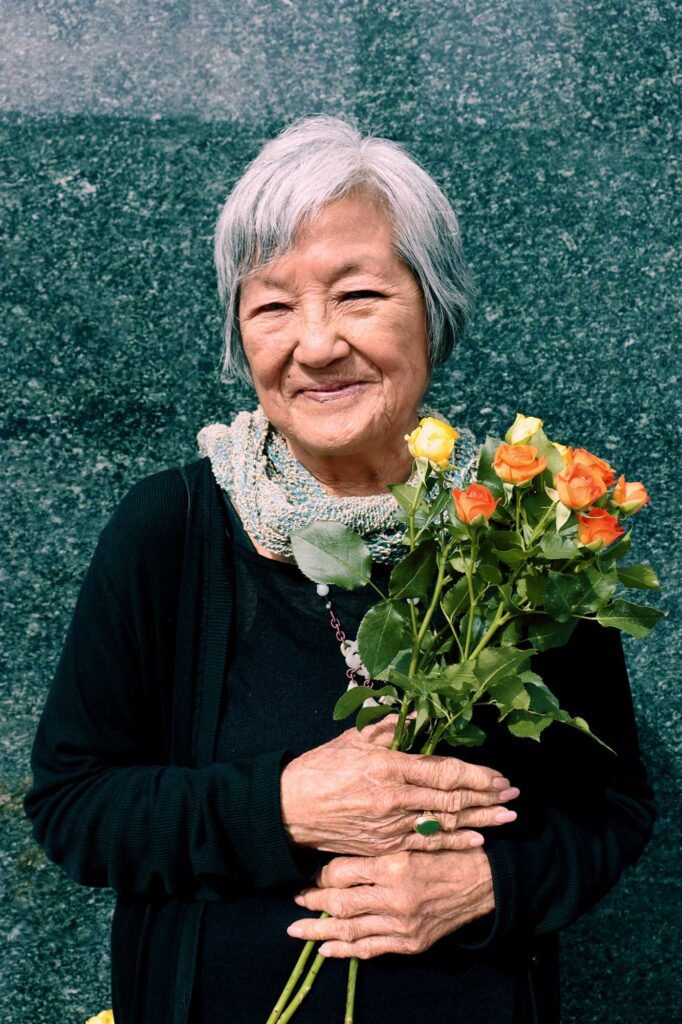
284,439,414,497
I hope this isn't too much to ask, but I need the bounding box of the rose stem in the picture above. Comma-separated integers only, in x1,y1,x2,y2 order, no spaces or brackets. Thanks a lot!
344,956,359,1024
275,951,328,1024
265,913,329,1024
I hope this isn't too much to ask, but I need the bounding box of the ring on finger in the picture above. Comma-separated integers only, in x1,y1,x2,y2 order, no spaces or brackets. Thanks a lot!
414,813,442,836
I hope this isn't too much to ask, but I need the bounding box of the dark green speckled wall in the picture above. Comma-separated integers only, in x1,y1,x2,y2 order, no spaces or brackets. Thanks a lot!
1,2,679,1021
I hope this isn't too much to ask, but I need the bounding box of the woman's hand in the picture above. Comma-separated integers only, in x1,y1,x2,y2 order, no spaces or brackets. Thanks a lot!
286,848,494,958
280,715,519,856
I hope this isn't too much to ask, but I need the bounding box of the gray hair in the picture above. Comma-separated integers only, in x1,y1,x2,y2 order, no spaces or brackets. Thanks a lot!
214,114,476,384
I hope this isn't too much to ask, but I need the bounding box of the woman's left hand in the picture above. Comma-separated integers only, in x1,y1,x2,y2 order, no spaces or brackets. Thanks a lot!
286,848,494,958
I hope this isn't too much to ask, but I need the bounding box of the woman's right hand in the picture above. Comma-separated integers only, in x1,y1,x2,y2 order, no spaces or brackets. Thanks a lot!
280,715,520,856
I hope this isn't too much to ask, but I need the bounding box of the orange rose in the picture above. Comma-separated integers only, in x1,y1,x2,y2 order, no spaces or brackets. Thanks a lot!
576,508,624,551
492,443,547,485
612,475,650,514
554,462,607,510
571,448,616,487
452,483,499,525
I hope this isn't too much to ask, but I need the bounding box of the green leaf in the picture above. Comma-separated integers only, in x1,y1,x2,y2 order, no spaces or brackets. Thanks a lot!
516,573,547,607
357,603,413,676
438,661,479,692
388,482,421,513
419,488,455,532
523,492,554,525
476,435,506,498
506,710,554,741
540,533,580,560
617,564,660,590
499,617,523,646
373,649,412,682
489,674,531,716
544,573,583,621
356,704,397,730
596,600,666,638
574,564,618,614
443,721,487,747
527,616,577,651
527,427,565,475
526,681,561,715
441,576,478,620
478,562,503,584
333,685,398,721
473,647,534,690
599,531,632,564
291,521,371,590
389,540,437,600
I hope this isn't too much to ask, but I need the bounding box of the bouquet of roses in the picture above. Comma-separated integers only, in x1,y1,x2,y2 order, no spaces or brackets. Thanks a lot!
264,412,664,1024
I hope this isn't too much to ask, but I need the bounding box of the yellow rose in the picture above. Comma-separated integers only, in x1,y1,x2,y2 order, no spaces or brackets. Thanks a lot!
405,417,458,468
86,1012,114,1024
505,413,543,445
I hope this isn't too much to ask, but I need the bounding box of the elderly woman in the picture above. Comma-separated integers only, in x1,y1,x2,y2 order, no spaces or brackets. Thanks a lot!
25,116,653,1024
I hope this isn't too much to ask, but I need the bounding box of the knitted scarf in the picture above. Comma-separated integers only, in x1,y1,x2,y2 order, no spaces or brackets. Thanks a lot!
197,406,478,564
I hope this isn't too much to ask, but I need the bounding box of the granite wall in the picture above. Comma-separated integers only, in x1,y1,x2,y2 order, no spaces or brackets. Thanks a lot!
1,2,679,1022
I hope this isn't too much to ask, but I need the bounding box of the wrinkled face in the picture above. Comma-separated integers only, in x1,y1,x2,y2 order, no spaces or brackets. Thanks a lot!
238,192,430,465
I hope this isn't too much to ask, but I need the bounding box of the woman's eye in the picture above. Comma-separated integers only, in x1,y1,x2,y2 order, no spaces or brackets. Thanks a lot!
342,290,381,301
257,302,289,314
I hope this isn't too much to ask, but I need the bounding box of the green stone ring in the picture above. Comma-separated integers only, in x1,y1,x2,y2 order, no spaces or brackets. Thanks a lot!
414,814,442,836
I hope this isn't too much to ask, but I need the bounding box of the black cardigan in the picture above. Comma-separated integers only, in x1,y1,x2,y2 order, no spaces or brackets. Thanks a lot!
24,457,655,1024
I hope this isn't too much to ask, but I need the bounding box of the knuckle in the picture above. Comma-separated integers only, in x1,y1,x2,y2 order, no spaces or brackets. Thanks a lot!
328,891,347,917
386,850,411,879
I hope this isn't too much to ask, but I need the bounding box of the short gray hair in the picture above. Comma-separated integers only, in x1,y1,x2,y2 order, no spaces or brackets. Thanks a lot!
214,114,476,384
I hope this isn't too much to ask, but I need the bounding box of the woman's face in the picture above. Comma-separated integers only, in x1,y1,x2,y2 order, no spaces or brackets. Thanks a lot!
238,192,430,469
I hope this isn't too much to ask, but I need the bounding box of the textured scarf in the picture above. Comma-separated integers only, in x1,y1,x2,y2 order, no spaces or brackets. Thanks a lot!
197,406,478,564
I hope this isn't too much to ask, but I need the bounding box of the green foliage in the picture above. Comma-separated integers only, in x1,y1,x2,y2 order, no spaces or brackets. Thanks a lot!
527,616,577,651
476,435,505,498
290,521,372,589
333,685,397,721
389,540,437,600
596,600,666,638
357,603,412,676
617,563,660,589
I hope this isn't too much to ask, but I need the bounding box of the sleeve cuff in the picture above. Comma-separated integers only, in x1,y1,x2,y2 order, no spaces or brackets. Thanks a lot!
455,840,517,952
215,750,320,889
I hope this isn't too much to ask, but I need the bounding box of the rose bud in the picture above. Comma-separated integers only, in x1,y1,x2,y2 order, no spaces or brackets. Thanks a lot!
493,443,547,485
612,475,650,514
505,413,543,445
86,1013,114,1024
405,416,459,468
555,462,607,510
576,508,624,551
452,483,499,525
571,448,616,487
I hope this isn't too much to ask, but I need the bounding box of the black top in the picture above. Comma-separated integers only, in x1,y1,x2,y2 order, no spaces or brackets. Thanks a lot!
23,459,656,1024
196,498,521,1023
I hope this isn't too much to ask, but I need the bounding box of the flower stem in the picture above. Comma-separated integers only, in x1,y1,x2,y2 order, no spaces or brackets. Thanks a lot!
344,957,359,1024
276,950,328,1024
266,914,330,1024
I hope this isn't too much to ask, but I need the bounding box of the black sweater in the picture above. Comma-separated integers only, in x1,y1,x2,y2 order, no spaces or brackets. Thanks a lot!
24,457,655,1024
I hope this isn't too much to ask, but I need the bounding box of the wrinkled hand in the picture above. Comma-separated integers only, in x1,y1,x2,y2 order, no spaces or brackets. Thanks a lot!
287,848,495,958
280,715,519,857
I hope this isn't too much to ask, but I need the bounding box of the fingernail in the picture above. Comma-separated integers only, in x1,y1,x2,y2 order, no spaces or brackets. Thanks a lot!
294,895,305,905
469,834,485,847
497,786,520,802
287,925,304,937
492,777,510,790
318,944,331,956
495,809,517,823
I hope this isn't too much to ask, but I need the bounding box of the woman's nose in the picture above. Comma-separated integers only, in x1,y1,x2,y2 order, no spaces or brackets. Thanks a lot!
292,313,352,367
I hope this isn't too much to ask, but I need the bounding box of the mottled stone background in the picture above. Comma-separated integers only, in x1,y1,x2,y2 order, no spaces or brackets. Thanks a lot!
1,1,679,1021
